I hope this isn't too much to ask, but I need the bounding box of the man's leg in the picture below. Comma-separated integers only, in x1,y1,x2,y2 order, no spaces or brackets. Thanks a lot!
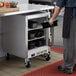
58,18,76,74
63,38,75,69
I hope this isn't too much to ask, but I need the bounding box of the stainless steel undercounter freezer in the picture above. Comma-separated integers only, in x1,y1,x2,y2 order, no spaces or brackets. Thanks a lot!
1,11,53,67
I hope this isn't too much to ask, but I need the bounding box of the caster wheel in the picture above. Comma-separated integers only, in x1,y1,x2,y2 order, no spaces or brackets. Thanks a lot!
6,53,10,60
25,61,31,68
44,53,51,61
45,55,50,61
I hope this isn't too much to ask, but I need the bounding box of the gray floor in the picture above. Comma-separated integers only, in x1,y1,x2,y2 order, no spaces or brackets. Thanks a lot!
54,16,63,46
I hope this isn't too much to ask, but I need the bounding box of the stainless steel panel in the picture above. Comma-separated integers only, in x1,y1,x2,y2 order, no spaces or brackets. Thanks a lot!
1,15,28,58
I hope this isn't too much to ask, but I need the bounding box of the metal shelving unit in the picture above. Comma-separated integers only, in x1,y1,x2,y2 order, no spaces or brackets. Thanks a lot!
25,12,51,67
1,11,52,68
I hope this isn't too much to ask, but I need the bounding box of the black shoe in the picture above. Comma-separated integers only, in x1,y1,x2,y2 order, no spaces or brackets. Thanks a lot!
74,64,76,67
58,66,73,74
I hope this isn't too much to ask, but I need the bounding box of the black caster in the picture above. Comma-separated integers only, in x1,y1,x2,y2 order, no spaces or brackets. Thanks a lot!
6,53,10,60
25,59,31,68
45,55,51,61
44,53,51,61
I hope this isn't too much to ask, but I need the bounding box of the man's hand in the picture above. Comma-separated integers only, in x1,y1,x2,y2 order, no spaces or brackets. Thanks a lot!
49,6,62,26
49,18,55,26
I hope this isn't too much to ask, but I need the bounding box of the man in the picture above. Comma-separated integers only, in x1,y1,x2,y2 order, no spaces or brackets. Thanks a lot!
49,0,76,74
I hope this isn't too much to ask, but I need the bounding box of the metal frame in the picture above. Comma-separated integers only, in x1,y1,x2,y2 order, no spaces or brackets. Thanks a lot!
25,12,50,59
1,11,53,67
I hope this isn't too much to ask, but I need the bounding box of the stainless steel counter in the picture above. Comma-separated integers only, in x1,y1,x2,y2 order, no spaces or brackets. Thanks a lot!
0,4,54,17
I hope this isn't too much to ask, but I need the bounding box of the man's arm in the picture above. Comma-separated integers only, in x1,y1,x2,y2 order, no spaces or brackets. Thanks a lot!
49,0,66,25
49,6,62,25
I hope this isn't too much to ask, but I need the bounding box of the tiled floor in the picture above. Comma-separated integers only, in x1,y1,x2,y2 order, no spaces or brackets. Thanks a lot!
0,51,63,76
